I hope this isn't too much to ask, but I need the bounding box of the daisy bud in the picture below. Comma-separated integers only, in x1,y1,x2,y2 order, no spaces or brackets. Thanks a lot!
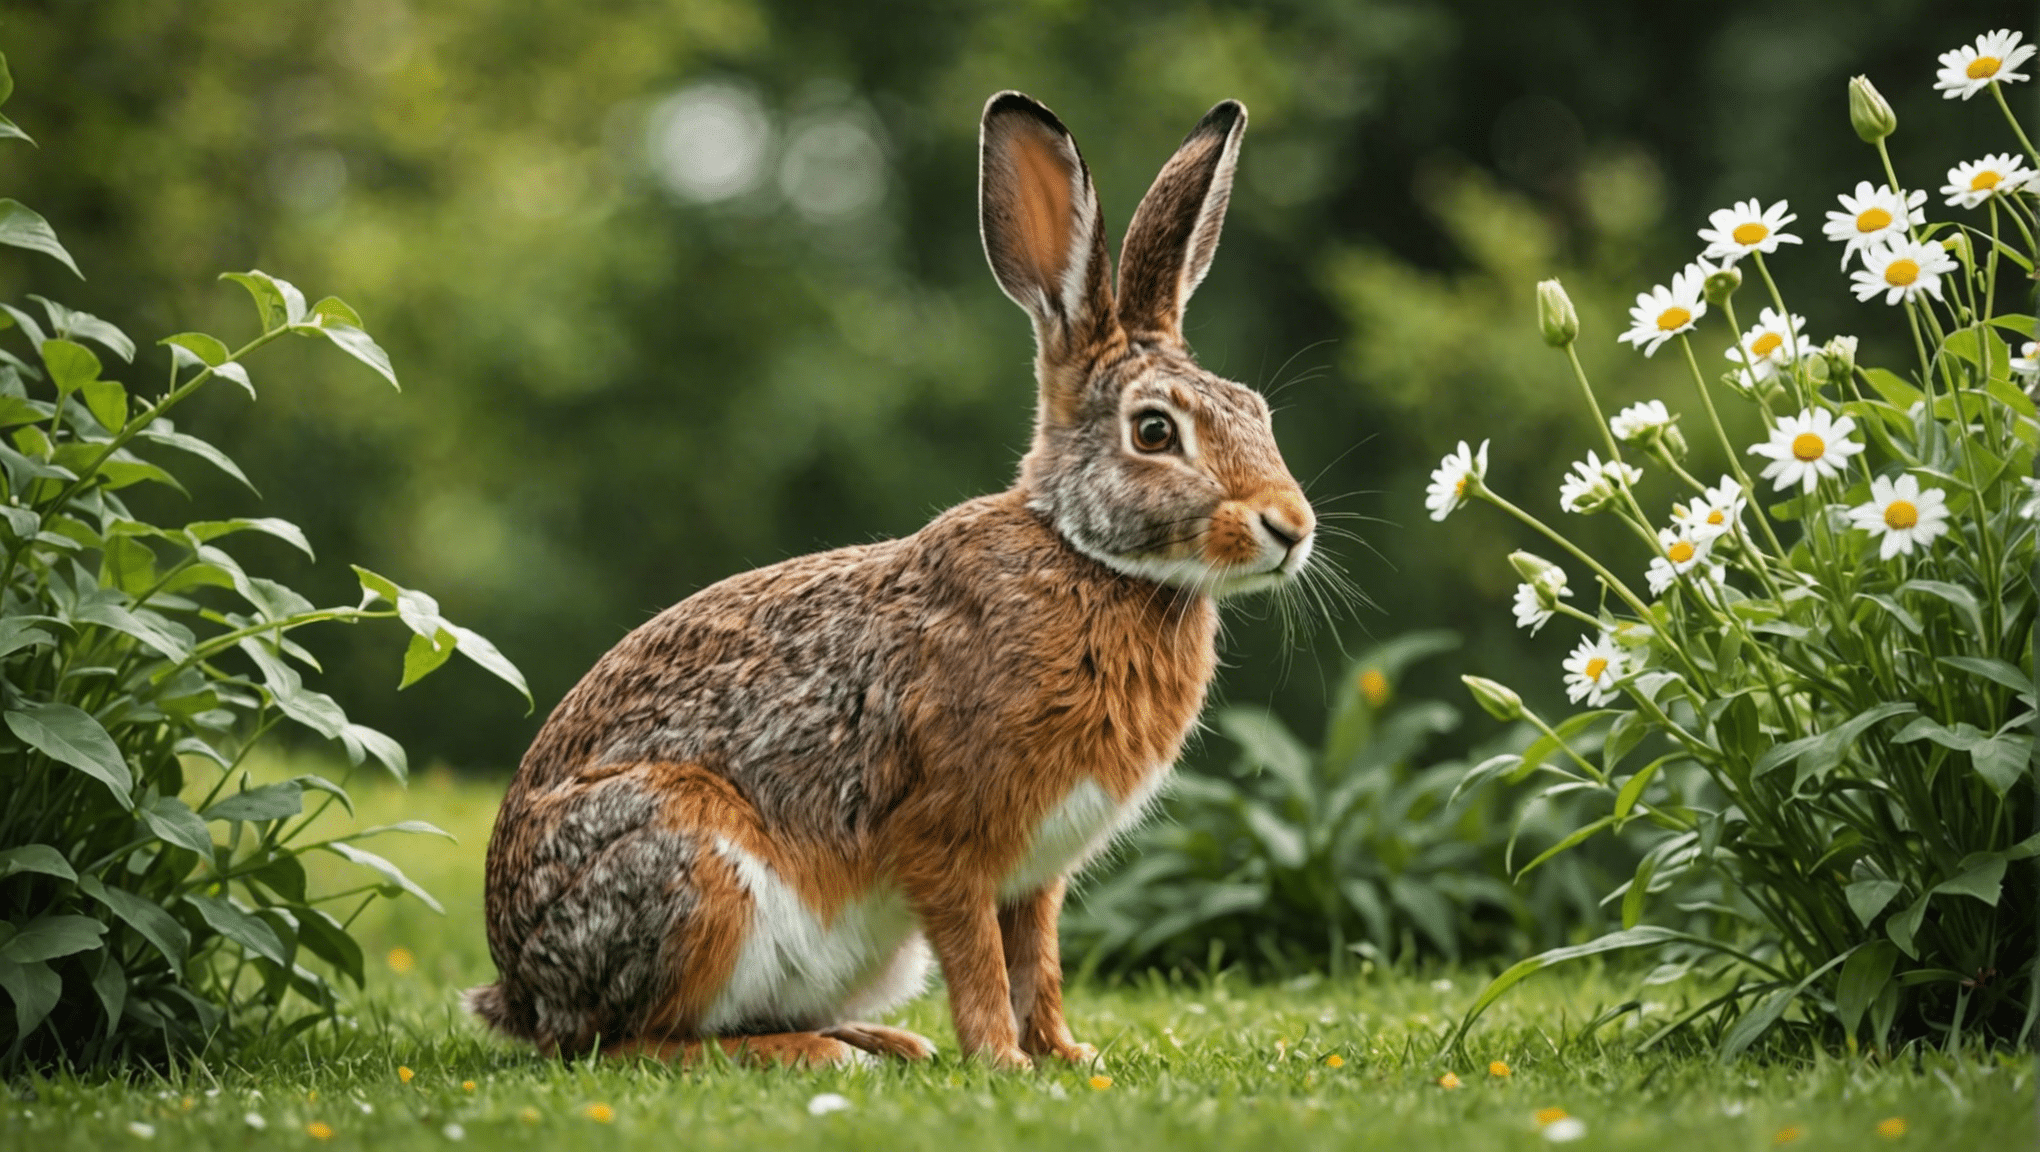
1508,549,1560,587
1823,335,1858,377
1461,675,1524,722
1943,232,1972,269
1702,266,1741,307
1848,75,1896,144
1536,279,1578,347
1659,423,1690,461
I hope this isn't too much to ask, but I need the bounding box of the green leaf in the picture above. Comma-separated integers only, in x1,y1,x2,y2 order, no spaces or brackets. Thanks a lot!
1935,853,2007,906
184,893,289,967
1855,592,1923,636
0,52,12,106
220,271,304,332
91,950,125,1035
78,875,188,978
0,913,105,963
1717,950,1854,1062
1510,709,1614,783
203,780,305,823
445,623,532,711
0,114,30,146
38,337,99,392
1937,655,2034,698
1515,814,1615,880
1892,717,2031,796
1621,850,1658,930
249,853,307,903
6,700,132,806
81,377,127,430
185,516,314,559
0,844,75,882
338,725,407,783
1846,878,1903,926
1898,579,1985,639
159,332,229,367
140,795,215,857
0,199,81,277
1602,710,1647,775
0,617,56,659
310,296,364,328
294,906,364,988
1751,702,1915,788
74,600,195,662
1239,801,1306,870
137,426,255,493
1835,941,1898,1040
31,295,133,362
1614,753,1677,821
323,843,444,914
1443,926,1682,1055
399,627,457,690
1886,891,1930,959
316,323,400,390
1861,368,1923,409
0,957,62,1037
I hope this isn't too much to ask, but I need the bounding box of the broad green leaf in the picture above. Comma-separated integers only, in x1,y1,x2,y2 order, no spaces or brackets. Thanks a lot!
0,52,12,105
399,627,457,690
1893,717,2031,796
310,296,364,328
6,700,132,806
317,323,400,390
324,843,444,914
137,426,255,493
1861,368,1923,409
1602,710,1647,775
1898,579,1985,639
0,844,75,882
249,853,307,903
81,377,127,430
1845,878,1903,926
39,337,99,394
0,199,81,277
1509,709,1615,783
294,906,364,988
203,780,304,823
1388,875,1459,962
1937,655,2034,698
293,773,357,817
0,616,56,659
1934,853,2007,906
1621,850,1658,930
91,950,125,1034
78,875,187,978
1886,890,1930,958
237,639,348,739
1447,752,1521,808
0,956,61,1037
338,725,407,783
1717,950,1853,1062
31,296,133,361
220,270,304,331
185,516,314,559
1836,940,1898,1040
1238,801,1306,869
74,600,194,662
0,913,105,962
1614,753,1678,821
140,795,214,857
160,331,229,367
1855,592,1922,636
446,623,532,710
1443,926,1682,1054
1751,702,1914,787
184,893,289,967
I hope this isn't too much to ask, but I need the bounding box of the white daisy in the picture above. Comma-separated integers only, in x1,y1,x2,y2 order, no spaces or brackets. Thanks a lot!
1748,407,1865,493
1558,450,1644,514
1562,632,1628,706
1821,182,1925,268
2011,340,2038,383
1698,199,1801,265
1726,307,1807,381
1671,475,1747,543
1609,400,1674,442
1617,261,1710,357
1645,524,1716,596
1511,571,1571,634
1935,29,2036,101
1849,239,1958,305
1845,473,1950,559
1426,439,1489,522
1942,153,2034,209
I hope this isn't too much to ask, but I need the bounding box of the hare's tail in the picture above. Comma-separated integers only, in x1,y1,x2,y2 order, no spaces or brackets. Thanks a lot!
463,982,522,1037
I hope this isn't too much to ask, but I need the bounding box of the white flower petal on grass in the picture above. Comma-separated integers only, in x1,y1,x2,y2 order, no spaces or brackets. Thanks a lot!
807,1093,853,1117
1822,182,1926,268
1935,29,2036,100
2011,341,2039,382
442,1124,467,1141
1748,408,1864,493
1557,450,1643,514
1941,153,2035,208
1543,1116,1588,1143
1726,307,1808,381
1698,199,1800,264
1609,400,1673,442
1426,439,1489,522
245,1114,268,1131
1617,261,1711,356
1563,633,1628,707
1846,474,1950,560
1848,240,1958,306
1645,525,1716,596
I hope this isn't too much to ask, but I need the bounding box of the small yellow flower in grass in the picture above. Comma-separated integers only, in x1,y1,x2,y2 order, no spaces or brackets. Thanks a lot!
179,1096,195,1112
1088,1075,1113,1091
1698,200,1801,265
1534,1108,1569,1126
386,947,415,974
1774,1125,1805,1145
1437,1072,1462,1090
1876,1116,1907,1138
1324,1054,1344,1068
462,1080,476,1093
517,1106,541,1125
306,1090,319,1104
307,1122,335,1141
584,1102,615,1124
398,1066,414,1084
1488,1060,1511,1078
1935,29,2035,101
1358,668,1390,707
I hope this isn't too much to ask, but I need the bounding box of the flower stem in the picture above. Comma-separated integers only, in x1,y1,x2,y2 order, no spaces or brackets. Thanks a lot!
1991,82,2040,168
1676,333,1792,567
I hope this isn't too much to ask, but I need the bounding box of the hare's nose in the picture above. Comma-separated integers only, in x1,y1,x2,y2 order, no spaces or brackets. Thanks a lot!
1258,494,1313,554
1259,513,1302,551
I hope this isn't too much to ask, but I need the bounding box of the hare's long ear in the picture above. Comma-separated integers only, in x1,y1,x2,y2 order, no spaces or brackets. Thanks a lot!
980,92,1115,370
1116,100,1246,346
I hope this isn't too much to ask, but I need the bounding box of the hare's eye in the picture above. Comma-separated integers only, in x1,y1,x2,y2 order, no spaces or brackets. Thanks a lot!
1132,411,1177,453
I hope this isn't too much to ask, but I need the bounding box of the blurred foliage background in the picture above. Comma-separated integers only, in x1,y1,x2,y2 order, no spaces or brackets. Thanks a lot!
0,0,2021,781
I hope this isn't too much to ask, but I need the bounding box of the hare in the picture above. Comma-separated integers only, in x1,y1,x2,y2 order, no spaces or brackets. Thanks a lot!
469,91,1315,1069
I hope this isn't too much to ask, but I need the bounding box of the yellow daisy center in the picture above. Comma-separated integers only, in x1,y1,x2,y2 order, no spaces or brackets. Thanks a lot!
1884,259,1919,287
1732,221,1769,245
1454,476,1467,496
1707,509,1725,525
1667,541,1695,563
1583,657,1608,682
1883,500,1918,530
1750,332,1784,357
1855,207,1892,232
1359,668,1389,707
1967,56,2002,80
1656,306,1692,331
1970,169,2002,192
1791,432,1825,461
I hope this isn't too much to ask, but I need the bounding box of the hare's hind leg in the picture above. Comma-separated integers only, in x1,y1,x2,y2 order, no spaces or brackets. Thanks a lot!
821,1022,937,1061
605,1032,869,1067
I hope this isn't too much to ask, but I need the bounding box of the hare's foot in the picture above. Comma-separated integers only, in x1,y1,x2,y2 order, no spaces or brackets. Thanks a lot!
1030,1038,1099,1065
821,1022,938,1061
608,1032,871,1068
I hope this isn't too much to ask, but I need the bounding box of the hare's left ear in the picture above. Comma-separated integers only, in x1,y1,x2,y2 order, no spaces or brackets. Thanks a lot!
1116,100,1246,346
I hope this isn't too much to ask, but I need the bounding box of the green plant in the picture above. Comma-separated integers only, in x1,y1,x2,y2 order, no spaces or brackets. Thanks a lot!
0,54,527,1069
1437,40,2037,1059
1065,633,1618,978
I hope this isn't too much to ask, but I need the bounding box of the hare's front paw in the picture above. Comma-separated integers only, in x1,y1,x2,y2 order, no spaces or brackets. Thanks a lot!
1037,1039,1099,1065
970,1044,1034,1071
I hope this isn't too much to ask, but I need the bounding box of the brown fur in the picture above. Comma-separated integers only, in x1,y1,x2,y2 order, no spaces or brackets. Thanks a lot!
472,92,1313,1069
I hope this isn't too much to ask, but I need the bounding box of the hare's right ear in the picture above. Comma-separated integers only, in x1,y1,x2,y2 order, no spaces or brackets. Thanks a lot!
979,92,1115,367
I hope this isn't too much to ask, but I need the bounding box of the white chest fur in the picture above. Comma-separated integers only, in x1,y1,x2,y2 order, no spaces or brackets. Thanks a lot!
999,769,1169,900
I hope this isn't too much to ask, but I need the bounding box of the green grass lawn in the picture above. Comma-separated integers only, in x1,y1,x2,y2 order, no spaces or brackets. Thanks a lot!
3,767,2032,1150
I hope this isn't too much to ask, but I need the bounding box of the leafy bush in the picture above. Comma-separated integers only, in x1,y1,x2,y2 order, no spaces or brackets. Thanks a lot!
1438,41,2037,1059
0,56,525,1070
1066,633,1620,978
